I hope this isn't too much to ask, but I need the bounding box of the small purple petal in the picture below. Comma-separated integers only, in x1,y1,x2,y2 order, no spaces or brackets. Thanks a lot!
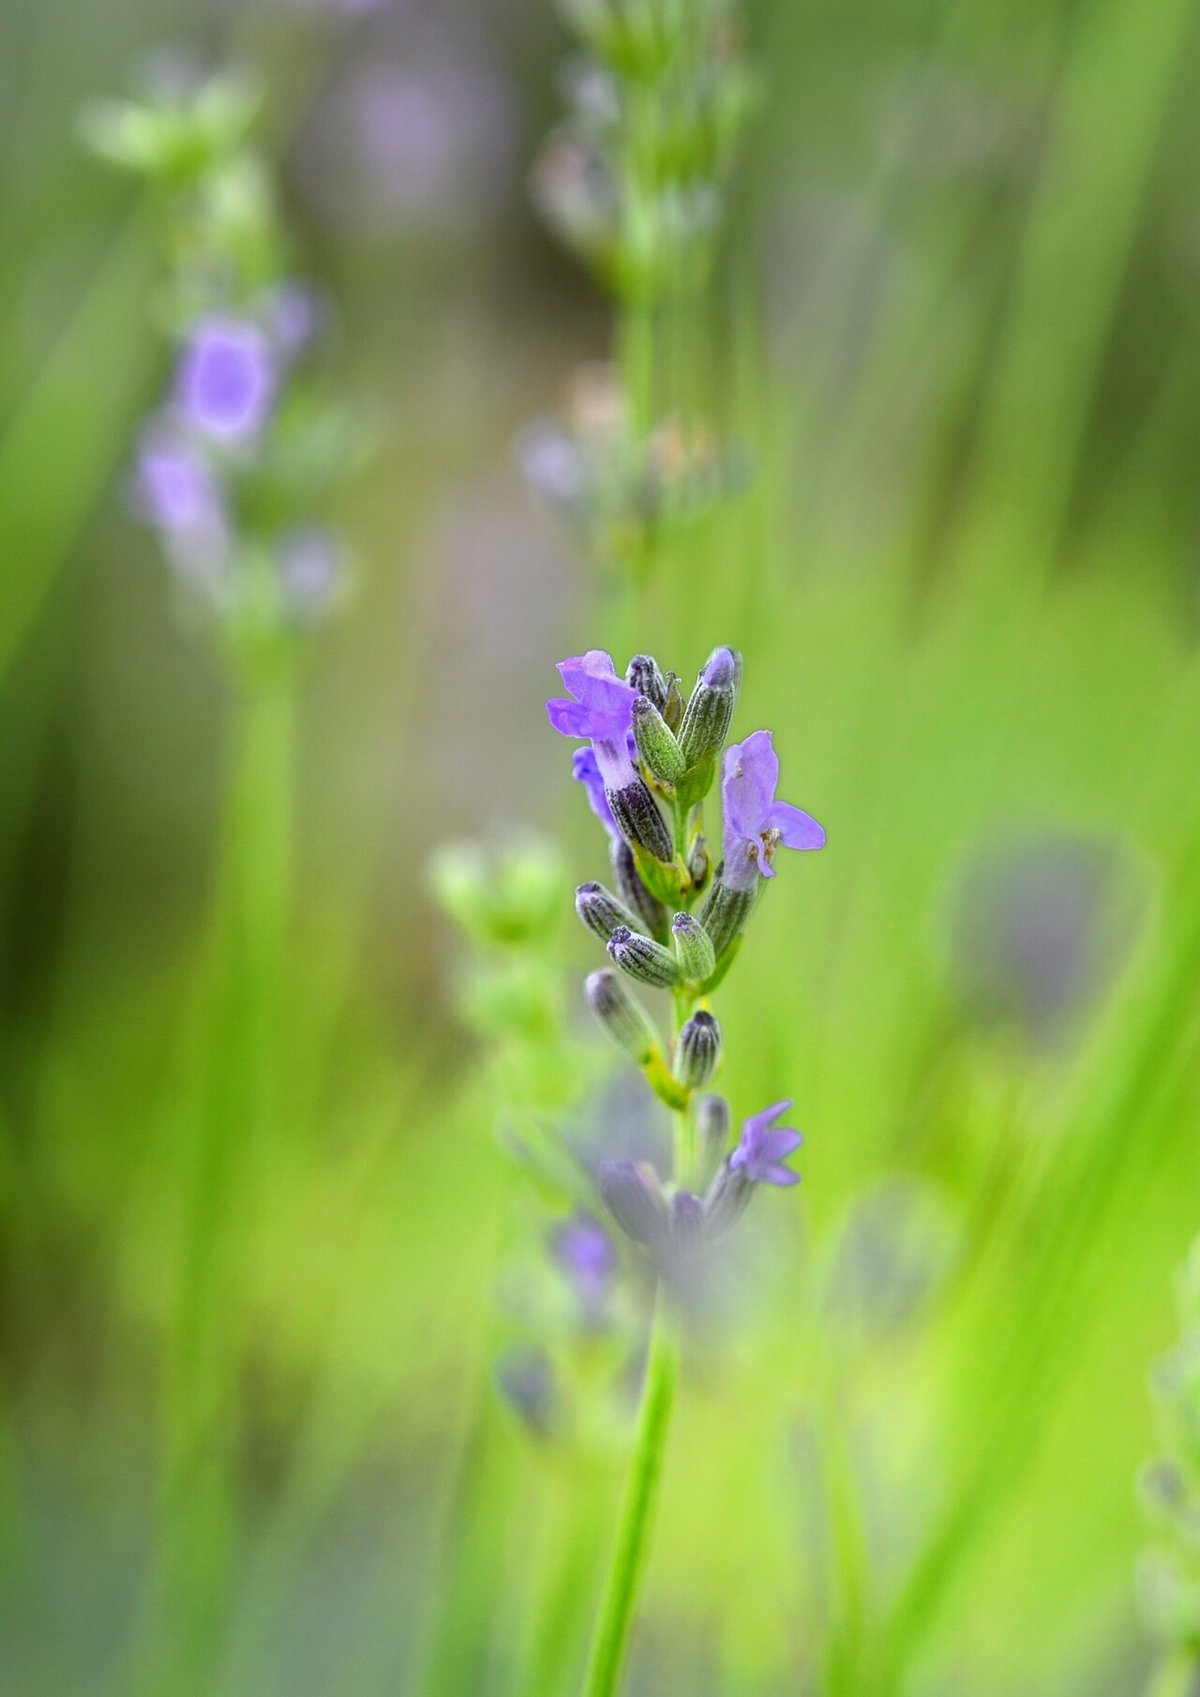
769,800,826,851
754,1127,804,1164
730,1099,804,1187
573,748,620,840
547,697,594,737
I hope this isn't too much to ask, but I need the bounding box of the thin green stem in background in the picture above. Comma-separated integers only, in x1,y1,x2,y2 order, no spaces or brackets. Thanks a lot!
135,668,298,1695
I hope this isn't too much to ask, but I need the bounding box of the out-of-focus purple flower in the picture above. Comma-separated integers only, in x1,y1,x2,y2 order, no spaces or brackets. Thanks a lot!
277,524,343,624
291,45,515,238
552,1213,616,1316
547,651,639,789
133,426,226,540
517,419,588,512
721,729,825,891
948,829,1143,1048
729,1099,803,1187
174,315,276,445
266,281,324,357
573,747,621,841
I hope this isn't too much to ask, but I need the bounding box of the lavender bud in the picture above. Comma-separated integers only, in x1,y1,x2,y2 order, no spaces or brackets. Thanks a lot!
584,968,658,1064
695,1093,731,1183
700,867,755,963
632,696,687,789
576,880,639,942
678,646,740,771
703,1157,752,1236
671,912,717,984
608,776,674,863
673,1010,721,1089
612,840,670,942
688,834,711,894
626,654,668,709
607,925,680,989
662,672,685,733
599,1160,670,1251
670,1190,706,1256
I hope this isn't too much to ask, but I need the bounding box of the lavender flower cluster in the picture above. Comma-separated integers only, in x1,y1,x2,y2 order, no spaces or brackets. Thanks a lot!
548,645,824,1269
86,63,347,650
533,1,755,301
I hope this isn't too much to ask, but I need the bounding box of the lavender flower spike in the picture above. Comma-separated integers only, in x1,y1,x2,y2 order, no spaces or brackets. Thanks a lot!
547,651,639,790
174,314,277,445
729,1099,804,1187
721,730,825,892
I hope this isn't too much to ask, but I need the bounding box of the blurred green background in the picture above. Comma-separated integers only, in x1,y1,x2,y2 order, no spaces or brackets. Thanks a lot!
4,0,1200,1693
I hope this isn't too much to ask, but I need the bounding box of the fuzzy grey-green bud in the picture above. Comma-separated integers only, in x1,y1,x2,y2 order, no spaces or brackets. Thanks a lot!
576,881,639,943
673,1010,721,1089
608,775,673,862
584,968,658,1064
678,645,740,771
632,695,687,789
607,925,680,988
699,868,755,963
671,911,717,983
625,654,668,709
695,1093,731,1184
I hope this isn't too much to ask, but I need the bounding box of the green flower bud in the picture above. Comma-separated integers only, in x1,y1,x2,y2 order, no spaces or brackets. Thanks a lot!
584,968,658,1064
609,776,673,863
576,881,640,943
699,867,755,965
678,645,740,772
674,1011,721,1089
671,911,716,983
632,695,687,789
607,925,680,989
695,1093,731,1184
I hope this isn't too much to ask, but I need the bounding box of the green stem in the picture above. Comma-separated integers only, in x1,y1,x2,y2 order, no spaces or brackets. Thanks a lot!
582,1004,691,1697
581,1293,678,1697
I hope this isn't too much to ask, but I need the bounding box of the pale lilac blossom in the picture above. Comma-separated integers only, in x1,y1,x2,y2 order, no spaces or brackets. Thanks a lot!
721,729,825,890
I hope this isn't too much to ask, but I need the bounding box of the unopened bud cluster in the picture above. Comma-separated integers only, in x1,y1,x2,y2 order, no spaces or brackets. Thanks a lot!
533,2,756,303
84,61,350,661
548,644,826,1267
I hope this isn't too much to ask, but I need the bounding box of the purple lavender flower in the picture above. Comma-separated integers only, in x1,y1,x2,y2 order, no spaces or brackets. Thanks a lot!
573,747,621,841
547,651,639,789
173,315,276,445
721,729,825,891
729,1099,803,1187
